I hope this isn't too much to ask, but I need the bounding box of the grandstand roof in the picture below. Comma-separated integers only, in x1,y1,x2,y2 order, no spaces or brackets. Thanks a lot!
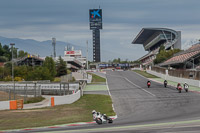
160,43,200,66
132,28,177,45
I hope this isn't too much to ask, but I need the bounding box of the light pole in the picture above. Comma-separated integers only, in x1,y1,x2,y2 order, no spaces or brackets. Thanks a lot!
16,48,18,59
86,40,88,70
10,43,15,99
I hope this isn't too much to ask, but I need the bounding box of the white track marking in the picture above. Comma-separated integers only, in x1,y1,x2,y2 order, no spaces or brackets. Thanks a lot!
106,74,156,97
125,77,155,97
106,76,118,118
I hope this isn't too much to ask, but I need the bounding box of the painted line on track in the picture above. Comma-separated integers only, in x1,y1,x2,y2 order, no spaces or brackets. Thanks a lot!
105,73,118,118
124,77,155,97
106,73,156,97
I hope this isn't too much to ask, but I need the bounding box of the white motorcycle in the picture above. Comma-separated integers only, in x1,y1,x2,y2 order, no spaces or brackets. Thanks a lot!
92,110,113,124
184,83,189,92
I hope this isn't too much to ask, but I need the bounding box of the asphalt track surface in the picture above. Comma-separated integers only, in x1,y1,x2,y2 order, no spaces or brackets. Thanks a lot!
10,71,200,133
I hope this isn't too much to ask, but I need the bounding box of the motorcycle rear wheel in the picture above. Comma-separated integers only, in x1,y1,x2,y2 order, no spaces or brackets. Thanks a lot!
108,118,113,123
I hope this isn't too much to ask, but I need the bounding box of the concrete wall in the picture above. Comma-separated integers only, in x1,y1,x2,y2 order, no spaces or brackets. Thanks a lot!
147,70,200,87
53,90,81,105
0,101,9,110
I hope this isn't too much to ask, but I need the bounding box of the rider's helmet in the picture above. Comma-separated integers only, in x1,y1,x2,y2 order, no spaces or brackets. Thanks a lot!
178,83,180,86
92,110,96,114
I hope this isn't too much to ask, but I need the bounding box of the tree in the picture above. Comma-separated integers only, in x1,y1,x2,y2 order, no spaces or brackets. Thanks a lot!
43,56,56,80
2,45,11,60
4,62,12,75
14,65,28,80
0,43,4,56
0,62,12,80
0,56,8,62
26,66,52,81
154,49,181,64
13,47,18,59
56,56,67,77
159,45,165,53
113,58,121,63
18,50,28,58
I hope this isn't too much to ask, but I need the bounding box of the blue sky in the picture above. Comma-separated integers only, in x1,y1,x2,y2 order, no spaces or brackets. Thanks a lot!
0,0,200,61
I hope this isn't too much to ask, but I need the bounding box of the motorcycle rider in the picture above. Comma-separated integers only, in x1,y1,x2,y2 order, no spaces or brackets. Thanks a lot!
177,83,182,93
92,110,113,124
177,83,181,89
92,110,96,114
147,80,151,88
164,80,167,87
184,82,189,92
92,110,97,119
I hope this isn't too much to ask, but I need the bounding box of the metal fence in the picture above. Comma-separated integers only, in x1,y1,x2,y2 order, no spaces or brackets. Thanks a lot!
151,66,200,80
0,82,80,101
0,83,41,102
40,83,79,95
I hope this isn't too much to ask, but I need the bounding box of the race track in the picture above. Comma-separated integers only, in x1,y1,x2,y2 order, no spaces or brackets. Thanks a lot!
10,71,200,133
107,71,200,125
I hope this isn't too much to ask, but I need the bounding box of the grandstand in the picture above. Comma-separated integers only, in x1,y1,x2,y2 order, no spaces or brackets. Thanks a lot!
132,28,181,66
160,43,200,69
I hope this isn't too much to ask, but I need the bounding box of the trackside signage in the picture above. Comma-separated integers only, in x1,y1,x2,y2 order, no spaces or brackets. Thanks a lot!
65,50,81,56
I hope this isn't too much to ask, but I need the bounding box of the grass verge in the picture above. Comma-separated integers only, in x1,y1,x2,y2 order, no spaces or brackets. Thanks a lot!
0,94,115,130
0,91,45,104
24,96,45,104
133,70,158,78
88,73,106,83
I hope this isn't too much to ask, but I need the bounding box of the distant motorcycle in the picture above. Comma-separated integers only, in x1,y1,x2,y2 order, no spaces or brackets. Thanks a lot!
177,85,182,93
164,80,167,88
92,110,113,124
147,81,151,88
184,83,189,92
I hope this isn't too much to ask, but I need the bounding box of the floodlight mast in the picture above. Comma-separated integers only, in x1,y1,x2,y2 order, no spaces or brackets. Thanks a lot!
52,38,56,59
10,43,15,99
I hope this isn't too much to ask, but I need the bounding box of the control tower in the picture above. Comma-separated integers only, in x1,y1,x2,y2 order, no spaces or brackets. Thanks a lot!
89,9,102,62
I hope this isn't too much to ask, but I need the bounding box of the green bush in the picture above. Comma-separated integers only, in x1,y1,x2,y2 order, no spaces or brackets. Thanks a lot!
54,77,61,82
0,56,8,62
24,96,45,104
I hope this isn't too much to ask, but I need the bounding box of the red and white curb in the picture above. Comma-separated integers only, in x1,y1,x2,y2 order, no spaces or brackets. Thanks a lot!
1,116,117,133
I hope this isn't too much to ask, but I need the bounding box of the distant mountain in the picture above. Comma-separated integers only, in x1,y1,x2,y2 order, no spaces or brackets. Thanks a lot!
0,36,89,58
0,36,141,62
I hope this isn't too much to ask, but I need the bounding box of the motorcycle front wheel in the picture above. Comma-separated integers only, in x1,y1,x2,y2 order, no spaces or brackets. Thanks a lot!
96,118,102,124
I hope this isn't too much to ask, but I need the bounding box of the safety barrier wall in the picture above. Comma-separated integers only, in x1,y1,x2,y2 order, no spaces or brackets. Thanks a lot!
51,90,81,106
0,99,23,110
0,82,85,110
0,101,9,110
146,70,200,87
